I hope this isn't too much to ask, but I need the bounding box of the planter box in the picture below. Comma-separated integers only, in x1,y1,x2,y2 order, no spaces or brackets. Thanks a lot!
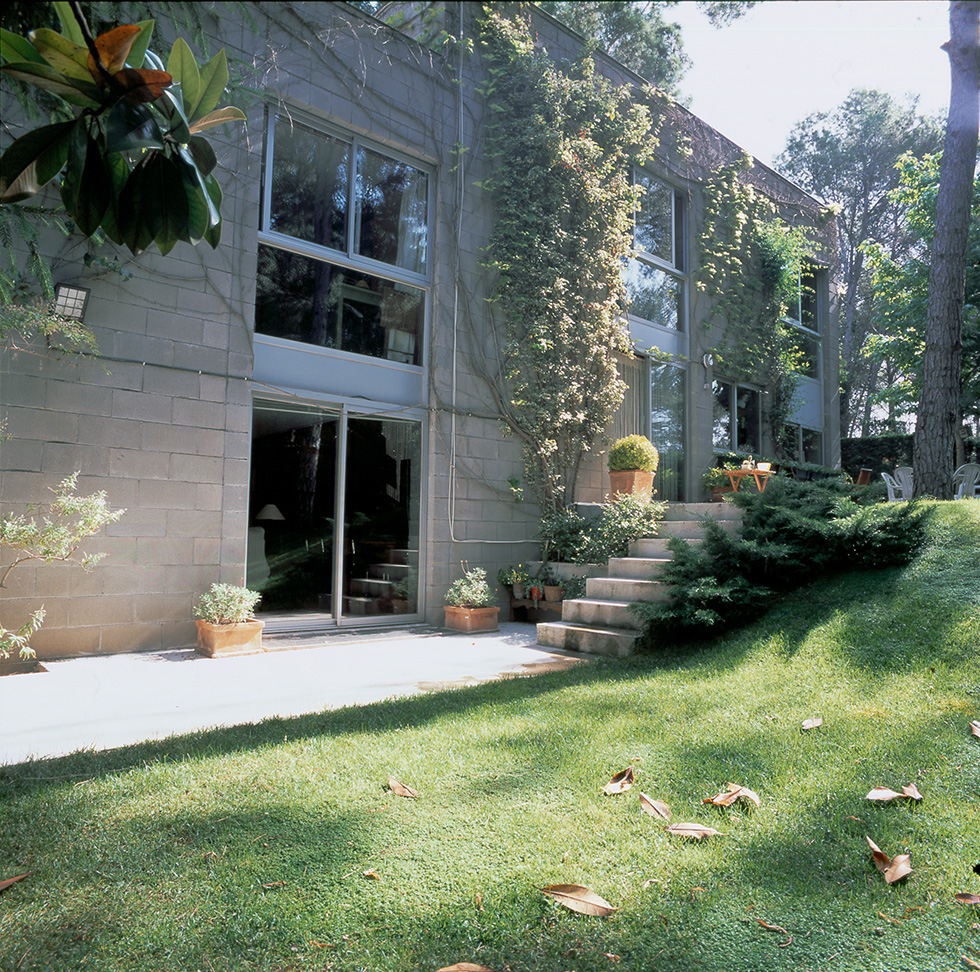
443,605,500,633
609,469,654,502
195,619,265,657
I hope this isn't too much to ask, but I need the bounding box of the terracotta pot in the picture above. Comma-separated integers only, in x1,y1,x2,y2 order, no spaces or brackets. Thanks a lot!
609,469,654,501
195,619,265,657
543,584,563,602
443,605,500,633
511,583,525,600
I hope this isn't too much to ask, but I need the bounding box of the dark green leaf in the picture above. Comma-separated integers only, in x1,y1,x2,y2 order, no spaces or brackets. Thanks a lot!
187,136,217,176
157,87,191,141
176,146,219,236
119,154,188,255
61,128,111,237
1,29,45,65
126,21,155,70
0,61,101,107
97,153,131,245
0,120,75,202
203,173,222,248
105,102,165,154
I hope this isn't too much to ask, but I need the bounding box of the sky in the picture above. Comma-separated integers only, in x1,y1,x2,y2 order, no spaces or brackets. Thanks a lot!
668,0,953,169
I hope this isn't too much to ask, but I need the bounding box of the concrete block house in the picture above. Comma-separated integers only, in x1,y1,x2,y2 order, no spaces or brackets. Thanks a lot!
0,2,838,657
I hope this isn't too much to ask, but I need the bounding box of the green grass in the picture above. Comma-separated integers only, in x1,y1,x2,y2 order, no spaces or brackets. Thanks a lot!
2,502,979,972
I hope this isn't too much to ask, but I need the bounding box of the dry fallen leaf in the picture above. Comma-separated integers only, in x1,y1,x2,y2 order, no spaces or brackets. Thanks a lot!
363,868,380,880
969,721,980,738
867,784,923,803
435,965,493,971
0,873,29,893
664,822,724,840
867,837,912,884
603,766,635,795
955,893,980,905
801,717,823,731
387,776,418,798
261,881,285,889
756,919,788,934
639,791,671,821
540,883,617,916
877,911,903,925
704,782,760,808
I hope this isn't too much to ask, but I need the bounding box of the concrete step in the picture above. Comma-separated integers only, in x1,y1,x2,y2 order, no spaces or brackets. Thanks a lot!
536,621,639,658
629,537,701,558
368,562,411,580
350,577,394,597
561,597,643,630
586,576,669,603
607,556,670,579
662,501,743,522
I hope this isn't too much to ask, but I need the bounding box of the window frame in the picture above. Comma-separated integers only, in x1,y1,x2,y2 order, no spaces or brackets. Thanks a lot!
712,379,762,455
783,264,823,380
256,108,434,367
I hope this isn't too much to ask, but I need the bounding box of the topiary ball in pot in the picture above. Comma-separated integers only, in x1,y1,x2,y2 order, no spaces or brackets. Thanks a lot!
607,435,659,501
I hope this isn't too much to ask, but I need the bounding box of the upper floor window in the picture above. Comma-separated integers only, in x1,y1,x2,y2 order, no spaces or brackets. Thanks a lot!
256,114,430,365
783,265,822,379
625,172,685,331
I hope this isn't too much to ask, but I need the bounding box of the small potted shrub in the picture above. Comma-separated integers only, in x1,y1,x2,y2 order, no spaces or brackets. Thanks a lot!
497,564,531,600
193,583,264,657
541,564,564,602
444,566,500,633
608,435,659,501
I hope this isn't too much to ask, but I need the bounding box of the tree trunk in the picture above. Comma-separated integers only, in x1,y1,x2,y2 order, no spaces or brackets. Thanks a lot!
914,1,980,498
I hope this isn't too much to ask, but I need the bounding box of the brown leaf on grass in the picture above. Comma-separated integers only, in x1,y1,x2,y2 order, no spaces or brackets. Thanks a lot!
363,868,380,880
969,720,980,738
0,872,29,893
704,783,761,808
756,919,788,934
639,791,670,821
435,964,493,971
955,893,980,905
962,957,980,970
878,911,903,925
261,881,285,889
387,776,418,798
867,784,923,803
867,837,912,884
540,884,617,916
603,766,635,795
664,822,724,840
801,717,823,730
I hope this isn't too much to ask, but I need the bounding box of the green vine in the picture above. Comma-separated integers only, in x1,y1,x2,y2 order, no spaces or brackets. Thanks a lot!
697,155,817,454
477,5,656,514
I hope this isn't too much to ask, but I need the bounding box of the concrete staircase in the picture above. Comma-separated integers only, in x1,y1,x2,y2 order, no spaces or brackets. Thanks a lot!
535,501,743,657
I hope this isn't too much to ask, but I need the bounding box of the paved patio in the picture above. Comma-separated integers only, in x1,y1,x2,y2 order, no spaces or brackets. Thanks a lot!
0,623,587,766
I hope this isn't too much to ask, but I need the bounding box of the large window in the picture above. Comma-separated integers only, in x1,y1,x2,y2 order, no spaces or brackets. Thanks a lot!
712,381,761,454
783,265,822,379
626,172,685,331
650,361,686,501
256,115,430,365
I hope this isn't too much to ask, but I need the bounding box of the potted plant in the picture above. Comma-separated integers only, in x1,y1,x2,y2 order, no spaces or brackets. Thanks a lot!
608,435,659,502
497,564,531,600
444,566,500,633
193,583,264,657
541,564,564,602
702,462,742,501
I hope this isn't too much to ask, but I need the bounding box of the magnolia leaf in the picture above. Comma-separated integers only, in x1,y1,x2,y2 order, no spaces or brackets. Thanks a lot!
0,120,75,202
187,135,218,176
866,836,891,871
112,67,172,103
901,783,923,801
665,822,723,840
387,776,418,798
28,28,91,81
52,1,85,46
0,61,101,107
540,883,616,917
175,149,219,240
866,837,911,884
188,106,247,134
603,765,634,795
639,791,670,821
954,893,980,905
363,868,380,880
704,782,760,808
105,101,165,154
435,964,493,971
203,173,223,248
167,37,201,112
93,25,142,75
0,872,30,893
801,717,823,730
125,21,155,70
969,720,980,738
867,784,923,802
60,124,111,238
190,48,229,122
1,28,46,64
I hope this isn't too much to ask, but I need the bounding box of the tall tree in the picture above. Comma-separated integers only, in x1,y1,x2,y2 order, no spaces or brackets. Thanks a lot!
914,0,980,498
776,90,945,437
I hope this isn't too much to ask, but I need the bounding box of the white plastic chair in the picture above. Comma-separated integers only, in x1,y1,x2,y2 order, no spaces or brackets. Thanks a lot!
881,471,903,502
953,463,980,499
894,466,914,499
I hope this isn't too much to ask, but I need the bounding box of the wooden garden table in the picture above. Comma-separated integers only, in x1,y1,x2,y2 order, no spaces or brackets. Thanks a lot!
723,468,773,492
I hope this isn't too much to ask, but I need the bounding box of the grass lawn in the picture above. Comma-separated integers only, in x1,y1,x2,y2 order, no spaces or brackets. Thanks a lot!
1,502,979,972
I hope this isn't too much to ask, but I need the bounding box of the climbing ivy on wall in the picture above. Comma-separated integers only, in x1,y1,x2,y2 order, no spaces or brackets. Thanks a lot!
477,6,656,514
697,155,819,455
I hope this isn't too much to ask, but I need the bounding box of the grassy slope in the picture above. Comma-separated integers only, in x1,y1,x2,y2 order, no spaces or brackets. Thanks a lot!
1,502,978,972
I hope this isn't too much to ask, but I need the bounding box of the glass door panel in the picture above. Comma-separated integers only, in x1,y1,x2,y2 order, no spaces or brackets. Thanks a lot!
248,402,339,615
650,361,686,502
342,417,421,619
